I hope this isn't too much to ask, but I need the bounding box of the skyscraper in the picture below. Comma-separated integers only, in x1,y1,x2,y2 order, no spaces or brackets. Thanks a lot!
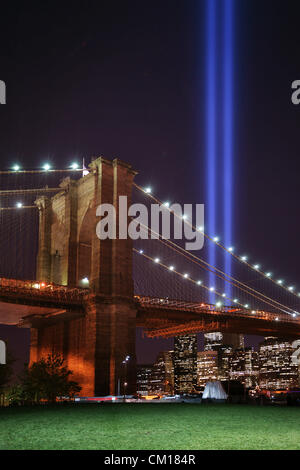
148,351,174,396
174,334,198,394
259,337,299,390
136,365,153,396
197,350,219,387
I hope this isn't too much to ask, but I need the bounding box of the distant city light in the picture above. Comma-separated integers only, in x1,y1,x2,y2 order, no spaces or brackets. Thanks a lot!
216,302,222,307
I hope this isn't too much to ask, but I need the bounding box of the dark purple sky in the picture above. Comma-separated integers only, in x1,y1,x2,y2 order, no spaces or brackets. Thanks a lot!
0,0,300,368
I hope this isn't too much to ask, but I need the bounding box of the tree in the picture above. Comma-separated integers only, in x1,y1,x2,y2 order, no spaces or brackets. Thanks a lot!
21,353,81,403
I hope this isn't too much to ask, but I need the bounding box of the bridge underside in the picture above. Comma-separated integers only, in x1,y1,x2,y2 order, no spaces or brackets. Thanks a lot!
137,307,300,339
1,293,300,397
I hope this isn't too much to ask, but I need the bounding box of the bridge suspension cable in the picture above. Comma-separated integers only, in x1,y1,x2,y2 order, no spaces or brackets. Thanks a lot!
135,182,300,300
134,220,298,317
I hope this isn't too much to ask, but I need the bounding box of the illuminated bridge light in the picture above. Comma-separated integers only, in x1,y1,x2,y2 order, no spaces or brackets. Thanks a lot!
71,162,79,169
241,256,248,262
154,258,160,263
163,202,170,208
254,264,260,270
145,187,152,194
244,304,249,309
182,214,187,220
213,236,220,242
233,298,238,303
222,293,226,297
183,273,189,279
12,164,21,171
251,310,256,314
81,277,89,285
197,280,202,285
228,246,234,252
277,279,283,285
198,226,204,232
43,163,51,171
209,287,215,292
266,272,272,277
288,286,294,291
216,302,222,307
139,250,144,254
16,202,23,208
275,317,279,321
169,266,174,271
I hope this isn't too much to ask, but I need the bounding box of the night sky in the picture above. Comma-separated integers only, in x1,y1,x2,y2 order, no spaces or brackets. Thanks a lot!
0,0,300,369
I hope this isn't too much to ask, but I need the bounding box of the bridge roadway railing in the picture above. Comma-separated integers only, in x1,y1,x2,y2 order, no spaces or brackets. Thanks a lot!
135,296,300,325
0,278,87,306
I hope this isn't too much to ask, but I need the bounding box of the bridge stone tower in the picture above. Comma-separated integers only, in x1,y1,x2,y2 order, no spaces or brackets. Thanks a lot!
31,157,137,396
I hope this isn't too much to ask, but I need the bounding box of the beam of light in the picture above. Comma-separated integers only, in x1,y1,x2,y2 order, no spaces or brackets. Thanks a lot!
223,0,234,298
206,0,217,303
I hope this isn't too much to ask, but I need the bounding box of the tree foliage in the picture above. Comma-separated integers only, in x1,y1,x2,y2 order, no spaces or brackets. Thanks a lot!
21,353,81,403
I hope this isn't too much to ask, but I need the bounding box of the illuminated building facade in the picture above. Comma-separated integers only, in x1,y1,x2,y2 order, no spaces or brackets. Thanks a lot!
174,334,198,394
148,351,174,396
258,337,299,390
197,350,219,387
204,332,244,351
136,365,153,396
230,347,259,388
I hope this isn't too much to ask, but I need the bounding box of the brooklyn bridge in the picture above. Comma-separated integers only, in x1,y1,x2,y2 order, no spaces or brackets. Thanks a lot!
0,157,299,396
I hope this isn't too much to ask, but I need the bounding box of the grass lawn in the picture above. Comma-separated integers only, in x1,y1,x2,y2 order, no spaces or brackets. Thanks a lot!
0,403,300,450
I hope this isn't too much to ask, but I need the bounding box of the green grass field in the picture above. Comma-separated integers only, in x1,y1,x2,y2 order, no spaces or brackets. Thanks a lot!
0,403,300,450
